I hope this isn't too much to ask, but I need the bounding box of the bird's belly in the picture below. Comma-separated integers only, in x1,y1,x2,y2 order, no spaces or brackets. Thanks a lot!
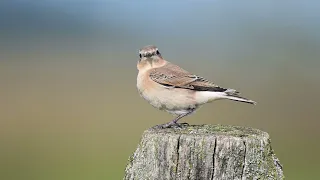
139,85,197,113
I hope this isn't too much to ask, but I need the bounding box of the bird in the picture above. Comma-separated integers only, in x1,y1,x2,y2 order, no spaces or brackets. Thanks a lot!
136,45,256,128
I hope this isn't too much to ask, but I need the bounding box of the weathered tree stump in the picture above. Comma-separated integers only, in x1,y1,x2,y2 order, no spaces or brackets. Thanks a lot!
124,124,283,180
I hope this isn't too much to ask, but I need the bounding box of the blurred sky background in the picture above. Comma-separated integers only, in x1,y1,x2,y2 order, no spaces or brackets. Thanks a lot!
1,0,320,179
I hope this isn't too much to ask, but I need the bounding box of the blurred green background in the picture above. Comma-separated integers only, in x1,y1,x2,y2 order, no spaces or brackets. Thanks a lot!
1,1,320,179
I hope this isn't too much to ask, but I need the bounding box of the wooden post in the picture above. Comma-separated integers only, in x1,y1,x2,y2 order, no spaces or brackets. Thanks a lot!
124,124,284,180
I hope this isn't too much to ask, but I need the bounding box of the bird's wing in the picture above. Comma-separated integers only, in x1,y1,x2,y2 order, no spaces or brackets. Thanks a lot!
149,63,228,92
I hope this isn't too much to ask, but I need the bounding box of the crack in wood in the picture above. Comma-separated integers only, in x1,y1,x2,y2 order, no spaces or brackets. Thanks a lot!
175,135,181,179
241,140,247,180
211,137,217,180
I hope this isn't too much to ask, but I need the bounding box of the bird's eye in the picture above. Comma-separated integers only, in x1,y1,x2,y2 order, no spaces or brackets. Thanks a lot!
156,50,160,55
139,54,142,58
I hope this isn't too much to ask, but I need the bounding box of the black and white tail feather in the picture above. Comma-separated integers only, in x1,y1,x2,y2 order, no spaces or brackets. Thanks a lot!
223,89,256,105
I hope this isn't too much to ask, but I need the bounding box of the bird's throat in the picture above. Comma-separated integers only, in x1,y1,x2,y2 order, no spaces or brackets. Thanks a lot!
146,58,154,67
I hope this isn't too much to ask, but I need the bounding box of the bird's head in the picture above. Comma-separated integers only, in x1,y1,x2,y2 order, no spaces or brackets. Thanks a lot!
137,45,165,70
139,45,162,59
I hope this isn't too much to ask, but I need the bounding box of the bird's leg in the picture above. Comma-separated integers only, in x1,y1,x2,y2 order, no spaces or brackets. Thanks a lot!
152,115,181,129
162,111,192,128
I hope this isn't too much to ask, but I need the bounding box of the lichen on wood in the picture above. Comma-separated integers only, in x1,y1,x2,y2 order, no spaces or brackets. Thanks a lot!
124,124,284,180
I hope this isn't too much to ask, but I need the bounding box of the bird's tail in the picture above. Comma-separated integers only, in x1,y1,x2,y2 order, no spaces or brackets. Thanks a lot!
223,89,257,105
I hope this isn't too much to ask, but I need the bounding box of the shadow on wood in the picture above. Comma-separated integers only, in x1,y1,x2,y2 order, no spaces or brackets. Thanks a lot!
124,124,283,180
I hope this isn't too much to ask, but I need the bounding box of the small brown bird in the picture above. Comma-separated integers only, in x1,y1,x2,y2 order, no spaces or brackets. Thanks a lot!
136,45,256,128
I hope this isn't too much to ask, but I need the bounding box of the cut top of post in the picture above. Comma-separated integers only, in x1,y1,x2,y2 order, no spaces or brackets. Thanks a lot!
147,124,269,139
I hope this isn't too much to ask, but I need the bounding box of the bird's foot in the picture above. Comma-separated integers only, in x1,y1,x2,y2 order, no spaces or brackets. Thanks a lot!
152,122,189,129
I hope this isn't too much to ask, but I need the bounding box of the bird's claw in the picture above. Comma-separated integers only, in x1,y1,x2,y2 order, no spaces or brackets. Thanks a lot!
152,122,189,129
